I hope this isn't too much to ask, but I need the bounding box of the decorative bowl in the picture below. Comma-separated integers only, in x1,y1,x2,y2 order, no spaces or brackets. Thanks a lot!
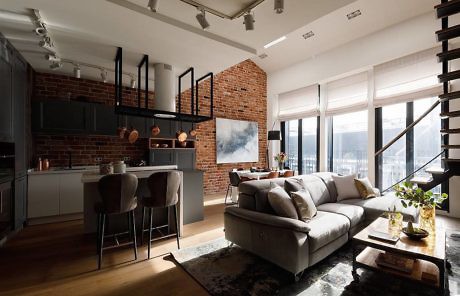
402,227,429,240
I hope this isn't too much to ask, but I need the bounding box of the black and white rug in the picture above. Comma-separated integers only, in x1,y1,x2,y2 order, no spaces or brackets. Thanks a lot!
171,232,460,296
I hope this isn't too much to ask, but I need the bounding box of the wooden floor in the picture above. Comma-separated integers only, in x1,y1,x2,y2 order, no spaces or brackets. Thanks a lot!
0,194,459,296
0,194,227,296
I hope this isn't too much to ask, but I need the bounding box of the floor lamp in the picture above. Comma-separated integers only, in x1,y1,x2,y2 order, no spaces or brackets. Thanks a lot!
267,130,281,169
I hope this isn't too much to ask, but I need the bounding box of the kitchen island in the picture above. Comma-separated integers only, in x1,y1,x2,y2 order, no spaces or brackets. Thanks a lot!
81,165,183,234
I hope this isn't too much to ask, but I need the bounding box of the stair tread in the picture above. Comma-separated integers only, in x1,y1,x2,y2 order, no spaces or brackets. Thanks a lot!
436,24,460,41
425,166,446,174
410,176,433,184
440,110,460,117
442,144,460,148
439,90,460,101
438,70,460,82
441,128,460,133
437,48,460,62
435,0,460,18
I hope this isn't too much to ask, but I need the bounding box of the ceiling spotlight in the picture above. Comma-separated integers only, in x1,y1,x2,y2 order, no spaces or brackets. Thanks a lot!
49,62,62,70
274,0,284,14
39,38,55,53
34,23,48,37
347,9,361,20
45,54,60,62
148,0,160,12
196,9,210,30
244,12,255,31
130,76,137,88
73,64,81,78
100,69,107,83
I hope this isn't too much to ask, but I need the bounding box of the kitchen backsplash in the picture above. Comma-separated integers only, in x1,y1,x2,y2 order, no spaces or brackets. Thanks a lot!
33,135,148,167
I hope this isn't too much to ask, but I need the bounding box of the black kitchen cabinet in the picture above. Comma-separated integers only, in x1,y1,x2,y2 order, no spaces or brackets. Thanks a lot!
0,181,12,238
32,100,92,134
0,53,13,142
149,150,175,166
155,118,176,138
13,55,27,176
14,176,26,229
175,150,196,170
92,103,119,135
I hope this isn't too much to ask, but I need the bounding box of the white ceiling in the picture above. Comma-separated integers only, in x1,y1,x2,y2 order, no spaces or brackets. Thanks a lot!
0,0,438,86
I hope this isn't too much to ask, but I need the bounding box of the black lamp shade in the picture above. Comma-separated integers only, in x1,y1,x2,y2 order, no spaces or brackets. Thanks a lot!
268,130,281,141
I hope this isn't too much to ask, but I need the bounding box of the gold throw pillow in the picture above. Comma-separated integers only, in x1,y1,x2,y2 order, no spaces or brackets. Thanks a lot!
354,177,376,199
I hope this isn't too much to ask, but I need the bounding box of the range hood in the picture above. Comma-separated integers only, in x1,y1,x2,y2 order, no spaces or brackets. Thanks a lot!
114,47,213,123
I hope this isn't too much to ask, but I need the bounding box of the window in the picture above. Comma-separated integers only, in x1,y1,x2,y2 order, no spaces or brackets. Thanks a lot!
329,110,368,177
380,103,407,190
284,120,299,172
301,117,318,174
414,97,441,194
281,117,318,174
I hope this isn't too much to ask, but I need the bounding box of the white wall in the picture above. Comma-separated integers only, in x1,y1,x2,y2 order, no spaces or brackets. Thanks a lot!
267,11,460,218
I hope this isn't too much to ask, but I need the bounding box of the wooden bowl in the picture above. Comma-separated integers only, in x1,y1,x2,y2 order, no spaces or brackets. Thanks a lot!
402,227,429,240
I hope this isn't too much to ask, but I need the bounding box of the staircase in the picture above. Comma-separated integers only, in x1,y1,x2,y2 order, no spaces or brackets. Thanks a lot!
409,0,460,191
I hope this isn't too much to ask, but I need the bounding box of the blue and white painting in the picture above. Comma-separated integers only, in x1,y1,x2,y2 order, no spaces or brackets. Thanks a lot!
216,118,258,164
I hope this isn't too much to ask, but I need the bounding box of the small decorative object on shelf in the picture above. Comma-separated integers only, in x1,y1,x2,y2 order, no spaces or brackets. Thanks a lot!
386,206,403,237
42,158,50,171
274,152,287,171
393,181,448,235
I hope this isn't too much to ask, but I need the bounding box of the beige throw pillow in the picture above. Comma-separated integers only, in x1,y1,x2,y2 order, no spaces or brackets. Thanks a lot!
354,177,376,199
332,174,361,201
284,178,304,196
291,190,317,222
267,183,298,219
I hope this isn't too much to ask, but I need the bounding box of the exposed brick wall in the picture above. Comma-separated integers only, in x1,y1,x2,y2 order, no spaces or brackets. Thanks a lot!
32,59,267,194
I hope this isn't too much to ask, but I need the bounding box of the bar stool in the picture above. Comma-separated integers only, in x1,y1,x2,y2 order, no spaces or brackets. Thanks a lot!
96,173,138,270
140,171,181,259
225,171,241,205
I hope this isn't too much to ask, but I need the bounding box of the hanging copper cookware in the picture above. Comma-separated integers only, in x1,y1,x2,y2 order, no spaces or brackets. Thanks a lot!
151,125,161,137
128,127,139,144
176,130,188,143
117,127,128,139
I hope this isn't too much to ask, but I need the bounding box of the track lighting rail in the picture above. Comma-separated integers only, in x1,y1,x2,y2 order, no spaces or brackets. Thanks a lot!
179,0,265,19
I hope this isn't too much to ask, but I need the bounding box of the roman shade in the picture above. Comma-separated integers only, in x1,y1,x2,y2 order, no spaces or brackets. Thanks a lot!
278,84,319,120
325,71,368,115
374,47,442,107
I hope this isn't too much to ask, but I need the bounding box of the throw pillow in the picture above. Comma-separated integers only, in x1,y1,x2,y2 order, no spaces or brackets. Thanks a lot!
267,183,298,219
332,174,361,201
291,190,317,222
354,177,376,199
284,178,304,196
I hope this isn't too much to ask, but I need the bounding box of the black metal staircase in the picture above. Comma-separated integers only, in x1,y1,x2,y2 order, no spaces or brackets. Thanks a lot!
411,0,460,191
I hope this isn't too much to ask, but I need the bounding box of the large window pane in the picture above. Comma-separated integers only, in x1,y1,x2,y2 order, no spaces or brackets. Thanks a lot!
331,110,368,176
414,97,441,194
381,103,407,190
301,117,317,174
284,120,298,172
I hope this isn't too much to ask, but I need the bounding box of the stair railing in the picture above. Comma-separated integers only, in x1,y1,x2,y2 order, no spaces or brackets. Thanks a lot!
375,99,440,157
381,150,445,193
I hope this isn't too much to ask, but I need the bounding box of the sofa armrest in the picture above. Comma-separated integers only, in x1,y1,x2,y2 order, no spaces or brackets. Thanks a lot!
225,206,311,233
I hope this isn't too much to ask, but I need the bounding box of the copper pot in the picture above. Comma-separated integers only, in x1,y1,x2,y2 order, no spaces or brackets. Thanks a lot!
151,125,160,137
128,128,139,144
117,127,128,139
189,128,197,137
176,130,188,142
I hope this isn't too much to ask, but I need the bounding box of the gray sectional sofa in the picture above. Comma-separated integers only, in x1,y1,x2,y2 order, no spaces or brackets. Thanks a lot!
224,172,419,278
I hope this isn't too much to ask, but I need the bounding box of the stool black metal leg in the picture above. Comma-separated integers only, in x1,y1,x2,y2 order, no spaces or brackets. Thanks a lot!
225,184,230,205
98,214,106,270
127,211,132,241
174,204,180,249
96,213,101,254
141,206,145,245
131,210,138,260
148,208,153,259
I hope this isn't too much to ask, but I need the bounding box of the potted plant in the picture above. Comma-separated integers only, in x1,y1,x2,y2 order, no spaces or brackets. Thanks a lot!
393,181,448,234
274,152,287,171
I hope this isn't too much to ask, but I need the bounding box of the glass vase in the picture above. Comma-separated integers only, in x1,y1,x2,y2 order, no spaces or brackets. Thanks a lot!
419,206,436,235
388,212,403,237
279,161,284,171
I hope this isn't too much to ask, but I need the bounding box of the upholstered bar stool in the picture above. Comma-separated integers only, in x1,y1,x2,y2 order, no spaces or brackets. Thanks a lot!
140,171,181,259
225,172,241,205
96,173,138,270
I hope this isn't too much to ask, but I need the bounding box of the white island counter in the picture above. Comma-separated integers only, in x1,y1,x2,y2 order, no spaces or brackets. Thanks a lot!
81,165,183,234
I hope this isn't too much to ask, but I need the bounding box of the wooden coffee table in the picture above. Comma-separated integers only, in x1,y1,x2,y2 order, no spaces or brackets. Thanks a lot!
352,217,447,295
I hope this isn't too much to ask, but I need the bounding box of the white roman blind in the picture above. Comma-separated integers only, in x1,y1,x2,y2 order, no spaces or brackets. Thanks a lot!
374,47,442,107
278,84,319,120
325,71,368,115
